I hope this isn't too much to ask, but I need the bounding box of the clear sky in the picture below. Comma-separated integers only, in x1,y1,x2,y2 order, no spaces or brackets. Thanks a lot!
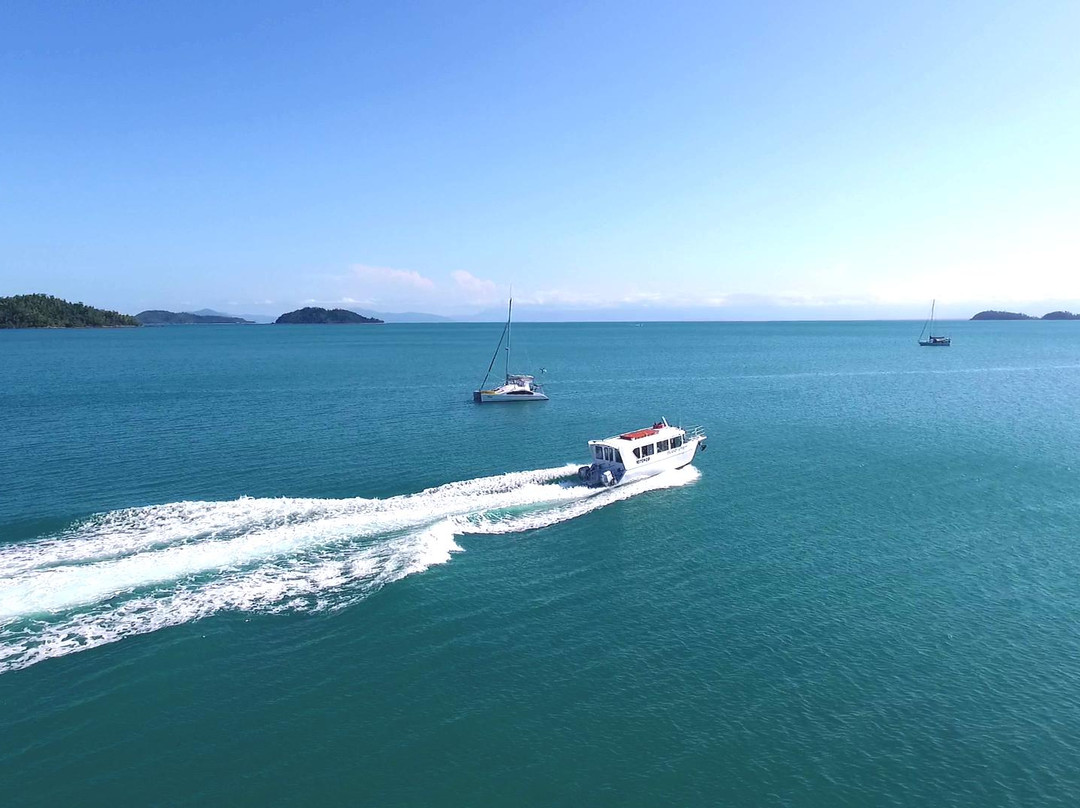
2,1,1078,320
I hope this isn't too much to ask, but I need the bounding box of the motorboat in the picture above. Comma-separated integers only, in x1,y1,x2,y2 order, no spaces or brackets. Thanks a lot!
578,418,706,487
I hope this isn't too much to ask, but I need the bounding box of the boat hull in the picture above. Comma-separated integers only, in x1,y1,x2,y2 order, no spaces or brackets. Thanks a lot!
473,390,549,403
580,437,703,487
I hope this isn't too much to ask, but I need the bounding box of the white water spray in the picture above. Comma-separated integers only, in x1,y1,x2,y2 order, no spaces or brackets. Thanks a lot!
0,464,699,673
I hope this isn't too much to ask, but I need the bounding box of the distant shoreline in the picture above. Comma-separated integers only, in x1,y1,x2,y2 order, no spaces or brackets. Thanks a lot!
970,309,1080,321
8,317,1080,329
6,293,1080,327
0,324,141,330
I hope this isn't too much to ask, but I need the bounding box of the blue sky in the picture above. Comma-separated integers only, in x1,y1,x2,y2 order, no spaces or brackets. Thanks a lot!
2,1,1078,319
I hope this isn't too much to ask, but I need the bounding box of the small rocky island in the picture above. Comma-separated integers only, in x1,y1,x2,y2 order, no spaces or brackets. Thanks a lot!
0,293,140,328
275,307,384,324
136,310,254,325
971,310,1080,320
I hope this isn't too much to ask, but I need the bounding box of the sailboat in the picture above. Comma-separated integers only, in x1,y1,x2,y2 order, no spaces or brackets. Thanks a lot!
918,299,951,346
473,296,548,403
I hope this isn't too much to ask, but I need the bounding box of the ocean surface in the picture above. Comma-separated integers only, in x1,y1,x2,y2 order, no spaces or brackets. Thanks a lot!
2,320,1080,806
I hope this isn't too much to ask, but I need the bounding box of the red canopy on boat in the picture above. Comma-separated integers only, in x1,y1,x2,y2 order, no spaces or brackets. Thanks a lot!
619,428,659,440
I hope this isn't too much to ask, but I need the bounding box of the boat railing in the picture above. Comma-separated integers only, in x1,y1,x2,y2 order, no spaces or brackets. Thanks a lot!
684,425,707,441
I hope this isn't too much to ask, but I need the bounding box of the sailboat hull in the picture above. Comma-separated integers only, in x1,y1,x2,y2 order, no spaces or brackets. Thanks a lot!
474,390,549,403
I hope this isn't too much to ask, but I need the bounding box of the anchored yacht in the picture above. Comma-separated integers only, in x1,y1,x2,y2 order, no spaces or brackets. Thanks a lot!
578,418,706,487
475,373,548,402
473,296,548,403
918,299,951,346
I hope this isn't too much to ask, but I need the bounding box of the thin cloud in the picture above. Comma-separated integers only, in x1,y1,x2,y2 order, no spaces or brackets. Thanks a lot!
353,264,435,290
452,270,499,302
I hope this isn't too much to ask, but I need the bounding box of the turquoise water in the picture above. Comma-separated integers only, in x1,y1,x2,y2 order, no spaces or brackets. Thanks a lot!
3,321,1080,806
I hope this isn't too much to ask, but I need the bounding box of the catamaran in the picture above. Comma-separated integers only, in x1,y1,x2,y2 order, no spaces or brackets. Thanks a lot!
473,296,548,403
577,418,707,487
918,299,951,346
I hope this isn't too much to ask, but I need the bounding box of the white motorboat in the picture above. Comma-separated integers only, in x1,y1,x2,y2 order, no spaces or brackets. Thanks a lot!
578,418,706,487
473,296,548,403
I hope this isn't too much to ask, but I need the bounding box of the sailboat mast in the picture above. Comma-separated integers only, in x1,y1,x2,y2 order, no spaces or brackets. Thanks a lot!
930,299,936,333
505,295,512,380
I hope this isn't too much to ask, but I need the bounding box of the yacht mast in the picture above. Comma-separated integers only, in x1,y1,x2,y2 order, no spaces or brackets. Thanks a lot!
505,294,512,380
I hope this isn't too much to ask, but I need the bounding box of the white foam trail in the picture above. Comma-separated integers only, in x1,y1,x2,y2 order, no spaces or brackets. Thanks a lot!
0,465,581,578
465,465,701,535
0,464,699,674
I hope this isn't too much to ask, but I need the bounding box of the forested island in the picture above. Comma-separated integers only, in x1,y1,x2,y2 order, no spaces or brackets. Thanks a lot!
136,310,253,325
0,294,140,328
275,307,383,324
971,310,1080,320
970,310,1036,320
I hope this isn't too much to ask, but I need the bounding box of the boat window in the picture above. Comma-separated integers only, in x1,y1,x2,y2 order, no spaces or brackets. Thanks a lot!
603,446,614,461
641,444,654,457
614,450,623,464
671,435,682,449
657,439,669,452
633,447,641,459
593,446,604,459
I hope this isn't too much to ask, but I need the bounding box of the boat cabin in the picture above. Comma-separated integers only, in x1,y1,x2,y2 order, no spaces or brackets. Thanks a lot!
588,420,688,468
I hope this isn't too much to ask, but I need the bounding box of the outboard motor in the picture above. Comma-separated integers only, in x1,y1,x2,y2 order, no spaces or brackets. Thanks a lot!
578,465,592,481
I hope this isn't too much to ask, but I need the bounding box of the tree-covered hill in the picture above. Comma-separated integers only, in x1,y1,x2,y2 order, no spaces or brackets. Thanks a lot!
970,310,1036,320
275,307,383,324
136,310,253,324
0,294,140,328
971,310,1080,320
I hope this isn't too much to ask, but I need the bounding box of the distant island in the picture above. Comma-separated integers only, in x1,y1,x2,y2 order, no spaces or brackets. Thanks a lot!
136,310,254,325
275,307,383,324
191,308,276,324
970,310,1036,320
971,310,1079,320
0,293,140,328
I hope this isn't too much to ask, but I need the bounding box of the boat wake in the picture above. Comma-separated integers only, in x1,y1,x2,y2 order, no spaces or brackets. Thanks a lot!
0,464,699,673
